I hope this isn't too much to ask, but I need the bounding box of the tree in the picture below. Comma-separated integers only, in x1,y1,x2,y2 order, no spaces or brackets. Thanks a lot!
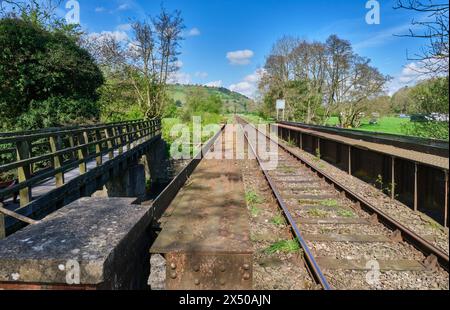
181,87,223,122
0,0,80,36
0,17,104,130
259,35,390,127
394,0,449,75
406,77,449,139
335,56,390,128
89,7,185,119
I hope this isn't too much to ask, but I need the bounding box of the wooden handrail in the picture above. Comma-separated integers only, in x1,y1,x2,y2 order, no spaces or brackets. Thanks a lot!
0,119,161,207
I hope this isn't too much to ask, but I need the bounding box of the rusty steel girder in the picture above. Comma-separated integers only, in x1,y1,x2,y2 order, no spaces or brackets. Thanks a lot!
165,253,252,290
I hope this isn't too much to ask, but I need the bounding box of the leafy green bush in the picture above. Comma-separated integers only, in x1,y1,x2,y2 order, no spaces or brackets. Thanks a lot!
403,77,449,140
16,97,100,129
0,18,104,130
181,88,223,122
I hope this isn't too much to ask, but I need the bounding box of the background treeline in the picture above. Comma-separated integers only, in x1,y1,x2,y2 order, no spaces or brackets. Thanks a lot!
0,1,227,133
257,0,449,140
257,35,448,140
0,0,448,141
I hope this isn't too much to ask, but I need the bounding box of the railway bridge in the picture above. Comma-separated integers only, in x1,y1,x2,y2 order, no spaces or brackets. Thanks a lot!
0,117,448,290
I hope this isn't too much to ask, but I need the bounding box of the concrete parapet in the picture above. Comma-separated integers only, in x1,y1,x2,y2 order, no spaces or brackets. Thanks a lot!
0,197,154,290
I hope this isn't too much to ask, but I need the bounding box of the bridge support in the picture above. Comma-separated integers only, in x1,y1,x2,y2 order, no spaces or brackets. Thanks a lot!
93,164,146,201
141,139,172,190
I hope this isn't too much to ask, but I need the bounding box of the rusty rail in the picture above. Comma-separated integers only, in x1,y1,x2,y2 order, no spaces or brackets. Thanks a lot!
236,116,331,290
276,121,449,227
238,116,449,272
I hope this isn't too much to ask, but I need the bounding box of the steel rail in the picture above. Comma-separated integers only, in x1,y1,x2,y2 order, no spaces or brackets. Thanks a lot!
236,117,332,290
240,116,449,272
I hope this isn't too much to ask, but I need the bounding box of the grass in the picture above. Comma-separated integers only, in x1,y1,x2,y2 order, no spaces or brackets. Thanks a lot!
251,206,262,217
279,164,295,173
308,209,328,218
326,116,411,135
245,190,264,206
162,114,226,156
240,113,274,125
426,219,443,230
271,214,286,226
337,210,356,218
245,189,264,217
321,199,339,208
167,84,252,113
265,240,300,254
287,139,296,147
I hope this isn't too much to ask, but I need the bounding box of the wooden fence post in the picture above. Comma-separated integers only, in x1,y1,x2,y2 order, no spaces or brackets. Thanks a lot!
16,140,32,207
104,128,114,160
68,136,76,161
77,132,88,174
145,121,149,139
95,130,103,166
49,135,65,187
115,127,123,155
125,125,131,151
131,124,137,147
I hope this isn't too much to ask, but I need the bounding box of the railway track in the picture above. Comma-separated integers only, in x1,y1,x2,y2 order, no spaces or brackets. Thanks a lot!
236,116,449,290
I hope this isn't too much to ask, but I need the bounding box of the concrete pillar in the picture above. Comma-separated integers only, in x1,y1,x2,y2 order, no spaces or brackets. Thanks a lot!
141,139,172,188
92,164,146,201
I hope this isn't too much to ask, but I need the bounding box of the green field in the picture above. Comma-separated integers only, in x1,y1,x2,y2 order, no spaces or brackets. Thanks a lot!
326,116,411,135
238,113,274,124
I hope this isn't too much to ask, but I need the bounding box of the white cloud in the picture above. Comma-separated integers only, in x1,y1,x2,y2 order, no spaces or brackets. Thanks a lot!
226,49,254,65
118,3,130,11
169,72,191,85
386,61,437,95
95,7,105,13
116,23,132,31
229,81,254,97
187,28,201,37
229,69,265,98
174,60,183,69
88,30,129,43
354,23,412,50
204,80,222,87
195,71,208,79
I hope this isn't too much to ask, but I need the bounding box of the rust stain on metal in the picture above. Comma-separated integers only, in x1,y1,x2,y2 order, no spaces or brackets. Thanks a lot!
151,158,251,254
150,127,252,289
165,253,252,290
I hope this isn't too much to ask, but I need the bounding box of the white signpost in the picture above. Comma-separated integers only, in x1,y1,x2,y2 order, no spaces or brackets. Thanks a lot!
276,99,286,121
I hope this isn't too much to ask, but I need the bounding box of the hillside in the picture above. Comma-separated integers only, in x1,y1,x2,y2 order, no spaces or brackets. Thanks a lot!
167,84,255,113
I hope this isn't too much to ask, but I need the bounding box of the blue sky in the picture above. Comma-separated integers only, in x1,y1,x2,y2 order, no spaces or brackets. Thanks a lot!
60,0,431,97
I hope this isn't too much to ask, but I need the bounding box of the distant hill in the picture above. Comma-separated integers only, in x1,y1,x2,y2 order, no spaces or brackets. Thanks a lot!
167,84,255,113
